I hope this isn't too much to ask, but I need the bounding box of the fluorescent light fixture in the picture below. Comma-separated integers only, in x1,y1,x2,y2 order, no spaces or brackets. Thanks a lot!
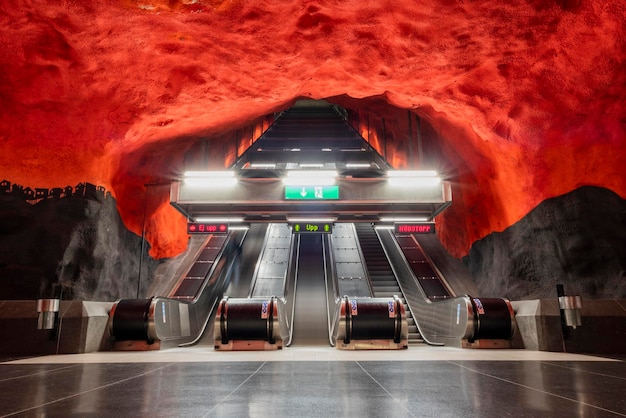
250,163,276,169
387,170,438,177
283,170,337,186
195,217,244,223
283,178,336,186
183,171,237,188
374,225,395,230
287,217,336,223
387,177,441,187
299,163,325,168
184,178,237,187
321,148,332,152
184,171,234,178
386,170,441,187
286,170,337,178
346,163,371,168
379,217,430,223
228,226,250,231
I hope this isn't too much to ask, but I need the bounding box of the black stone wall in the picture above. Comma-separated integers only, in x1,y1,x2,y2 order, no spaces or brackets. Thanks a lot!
0,186,158,301
464,186,626,300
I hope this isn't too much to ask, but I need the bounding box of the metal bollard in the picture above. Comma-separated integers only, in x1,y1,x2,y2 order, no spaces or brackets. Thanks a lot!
558,295,583,329
36,299,60,330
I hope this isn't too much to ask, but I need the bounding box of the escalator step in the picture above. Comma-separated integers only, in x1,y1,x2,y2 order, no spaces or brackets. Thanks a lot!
373,286,401,293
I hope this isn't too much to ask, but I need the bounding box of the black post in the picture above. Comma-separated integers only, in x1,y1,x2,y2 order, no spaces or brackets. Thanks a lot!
556,284,570,345
382,118,387,162
415,114,422,167
138,185,150,298
407,110,413,168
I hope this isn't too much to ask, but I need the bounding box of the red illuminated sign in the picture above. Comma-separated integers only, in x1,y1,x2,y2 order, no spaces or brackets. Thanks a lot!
187,223,229,234
394,223,435,234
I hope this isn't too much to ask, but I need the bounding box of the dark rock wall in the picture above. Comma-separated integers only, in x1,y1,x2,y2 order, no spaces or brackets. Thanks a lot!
2,182,624,302
464,186,626,300
0,187,158,301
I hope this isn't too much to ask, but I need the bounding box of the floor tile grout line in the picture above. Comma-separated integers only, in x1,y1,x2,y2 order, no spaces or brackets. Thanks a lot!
0,364,81,383
356,361,418,418
542,361,626,381
446,361,626,417
202,361,267,418
0,362,176,418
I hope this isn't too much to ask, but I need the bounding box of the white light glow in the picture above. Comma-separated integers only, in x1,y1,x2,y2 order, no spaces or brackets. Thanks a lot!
387,170,438,177
228,226,250,231
250,163,276,169
287,217,336,223
282,178,336,186
299,163,325,168
195,217,244,223
183,171,238,188
373,225,395,230
184,171,234,178
346,163,371,168
379,217,430,223
387,177,441,187
184,178,238,188
286,170,338,178
283,170,337,186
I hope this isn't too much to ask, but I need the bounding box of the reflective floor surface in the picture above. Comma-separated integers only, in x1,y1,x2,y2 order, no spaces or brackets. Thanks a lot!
1,347,625,418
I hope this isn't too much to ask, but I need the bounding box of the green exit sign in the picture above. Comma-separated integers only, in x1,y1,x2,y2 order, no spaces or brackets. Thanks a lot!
291,223,333,234
284,185,339,200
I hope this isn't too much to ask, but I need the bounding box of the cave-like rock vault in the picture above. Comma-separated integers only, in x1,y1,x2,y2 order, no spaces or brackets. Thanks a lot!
0,1,624,300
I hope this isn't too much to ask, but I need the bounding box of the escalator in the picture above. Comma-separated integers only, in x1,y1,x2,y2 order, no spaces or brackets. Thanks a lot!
376,228,516,347
108,226,267,349
214,224,334,349
289,234,331,346
214,222,405,351
214,223,293,350
352,223,515,348
354,223,423,344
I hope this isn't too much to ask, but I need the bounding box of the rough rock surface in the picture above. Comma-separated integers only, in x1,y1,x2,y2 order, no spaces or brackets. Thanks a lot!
1,0,623,260
0,190,158,300
464,186,626,299
0,1,624,300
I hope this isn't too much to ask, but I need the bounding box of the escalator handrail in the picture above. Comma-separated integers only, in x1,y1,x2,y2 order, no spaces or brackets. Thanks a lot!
376,228,474,345
176,249,236,347
408,234,456,298
147,230,247,346
323,233,339,347
191,232,236,304
350,223,375,297
247,224,275,298
285,234,301,347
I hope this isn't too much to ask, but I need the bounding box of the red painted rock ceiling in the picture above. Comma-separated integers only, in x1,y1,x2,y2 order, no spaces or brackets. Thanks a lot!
0,0,624,259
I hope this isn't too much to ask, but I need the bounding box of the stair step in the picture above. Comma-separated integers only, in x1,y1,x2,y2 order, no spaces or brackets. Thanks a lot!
372,285,400,291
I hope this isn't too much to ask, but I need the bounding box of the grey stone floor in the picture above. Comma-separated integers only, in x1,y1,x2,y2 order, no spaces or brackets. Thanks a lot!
1,358,625,417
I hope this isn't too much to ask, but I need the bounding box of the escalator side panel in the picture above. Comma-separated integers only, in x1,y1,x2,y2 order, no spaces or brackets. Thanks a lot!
290,234,331,346
378,230,516,347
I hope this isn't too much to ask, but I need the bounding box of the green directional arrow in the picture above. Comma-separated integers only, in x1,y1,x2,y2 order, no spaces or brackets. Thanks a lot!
294,224,300,232
284,185,339,200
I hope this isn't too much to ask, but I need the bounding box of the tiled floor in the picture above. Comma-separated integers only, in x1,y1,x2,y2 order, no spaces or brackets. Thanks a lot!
1,346,625,417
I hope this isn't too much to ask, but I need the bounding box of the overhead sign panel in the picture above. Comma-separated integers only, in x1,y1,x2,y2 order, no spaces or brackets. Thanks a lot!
187,223,229,234
394,223,435,234
291,222,333,234
284,185,339,200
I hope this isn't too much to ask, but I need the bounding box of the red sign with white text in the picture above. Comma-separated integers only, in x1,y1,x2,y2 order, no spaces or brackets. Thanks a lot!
187,223,228,234
394,223,435,234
